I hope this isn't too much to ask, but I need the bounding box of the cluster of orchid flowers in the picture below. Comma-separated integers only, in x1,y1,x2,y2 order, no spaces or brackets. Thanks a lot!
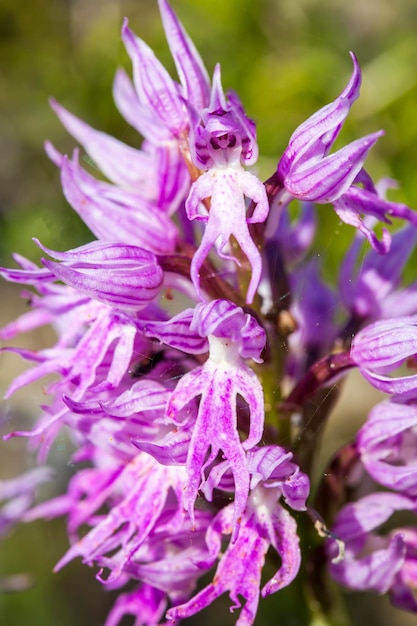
2,0,417,623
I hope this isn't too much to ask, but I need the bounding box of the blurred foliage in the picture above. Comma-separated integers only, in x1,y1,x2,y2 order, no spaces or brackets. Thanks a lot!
1,0,417,624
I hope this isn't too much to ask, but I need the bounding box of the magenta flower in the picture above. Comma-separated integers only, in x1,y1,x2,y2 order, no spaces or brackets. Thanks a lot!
168,449,308,624
2,0,417,624
358,400,417,496
278,53,372,203
329,493,417,612
35,239,164,311
165,300,266,540
350,315,417,395
276,54,417,252
186,65,269,304
340,219,417,321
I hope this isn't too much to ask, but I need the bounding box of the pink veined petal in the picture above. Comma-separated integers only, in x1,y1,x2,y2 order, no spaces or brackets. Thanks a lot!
158,0,210,111
33,240,163,311
334,201,391,253
112,68,171,143
121,19,186,136
140,309,209,354
49,99,151,189
278,52,361,177
343,182,417,225
101,380,171,418
59,153,178,253
154,143,191,214
358,401,417,495
284,131,382,203
351,315,417,393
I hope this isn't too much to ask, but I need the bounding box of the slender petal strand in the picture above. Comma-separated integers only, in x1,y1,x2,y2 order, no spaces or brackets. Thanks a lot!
158,0,210,111
121,20,187,136
334,185,417,252
0,468,53,537
104,585,167,626
49,99,151,189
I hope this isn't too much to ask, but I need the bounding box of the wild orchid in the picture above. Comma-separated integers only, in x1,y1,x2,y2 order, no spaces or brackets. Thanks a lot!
2,1,417,624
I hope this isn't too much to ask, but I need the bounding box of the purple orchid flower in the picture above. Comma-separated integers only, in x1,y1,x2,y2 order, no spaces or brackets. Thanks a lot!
3,0,417,623
350,315,417,395
358,399,417,496
35,239,164,311
186,65,269,304
328,492,417,613
165,300,266,541
168,478,304,625
36,454,189,582
276,54,417,252
277,52,371,203
340,218,417,322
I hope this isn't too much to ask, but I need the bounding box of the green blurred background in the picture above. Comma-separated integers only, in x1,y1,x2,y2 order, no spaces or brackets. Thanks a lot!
1,0,417,623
